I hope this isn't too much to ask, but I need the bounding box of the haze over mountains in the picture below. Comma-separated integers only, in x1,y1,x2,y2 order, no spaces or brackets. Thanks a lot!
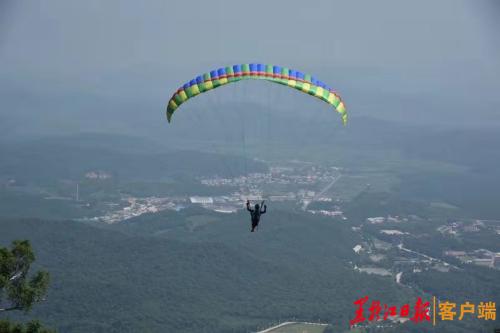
0,111,498,332
1,1,499,332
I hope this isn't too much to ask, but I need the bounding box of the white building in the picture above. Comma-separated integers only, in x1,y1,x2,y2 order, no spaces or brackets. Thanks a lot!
367,217,385,224
353,245,363,254
190,196,213,204
380,229,407,235
213,206,238,214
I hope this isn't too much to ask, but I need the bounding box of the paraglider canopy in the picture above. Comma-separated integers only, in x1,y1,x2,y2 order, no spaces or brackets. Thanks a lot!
166,63,347,124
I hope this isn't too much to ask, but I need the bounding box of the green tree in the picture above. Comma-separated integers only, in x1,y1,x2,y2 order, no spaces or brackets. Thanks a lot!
0,240,54,333
0,240,49,313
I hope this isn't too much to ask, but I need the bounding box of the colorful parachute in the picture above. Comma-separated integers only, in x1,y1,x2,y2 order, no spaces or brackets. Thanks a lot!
166,63,347,124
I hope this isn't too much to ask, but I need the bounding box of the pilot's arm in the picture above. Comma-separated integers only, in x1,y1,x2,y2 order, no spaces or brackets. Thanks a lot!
246,200,254,212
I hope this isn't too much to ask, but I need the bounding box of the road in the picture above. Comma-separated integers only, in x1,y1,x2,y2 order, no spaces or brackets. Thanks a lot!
302,175,341,210
397,243,461,270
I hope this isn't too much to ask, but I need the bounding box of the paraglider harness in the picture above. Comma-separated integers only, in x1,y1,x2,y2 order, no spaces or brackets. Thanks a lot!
246,200,266,232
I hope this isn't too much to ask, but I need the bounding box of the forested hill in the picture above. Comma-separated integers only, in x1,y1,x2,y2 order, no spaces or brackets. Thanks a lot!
0,134,266,183
0,212,412,333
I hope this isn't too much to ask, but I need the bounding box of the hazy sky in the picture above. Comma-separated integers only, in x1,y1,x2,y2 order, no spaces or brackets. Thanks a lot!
1,0,499,138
